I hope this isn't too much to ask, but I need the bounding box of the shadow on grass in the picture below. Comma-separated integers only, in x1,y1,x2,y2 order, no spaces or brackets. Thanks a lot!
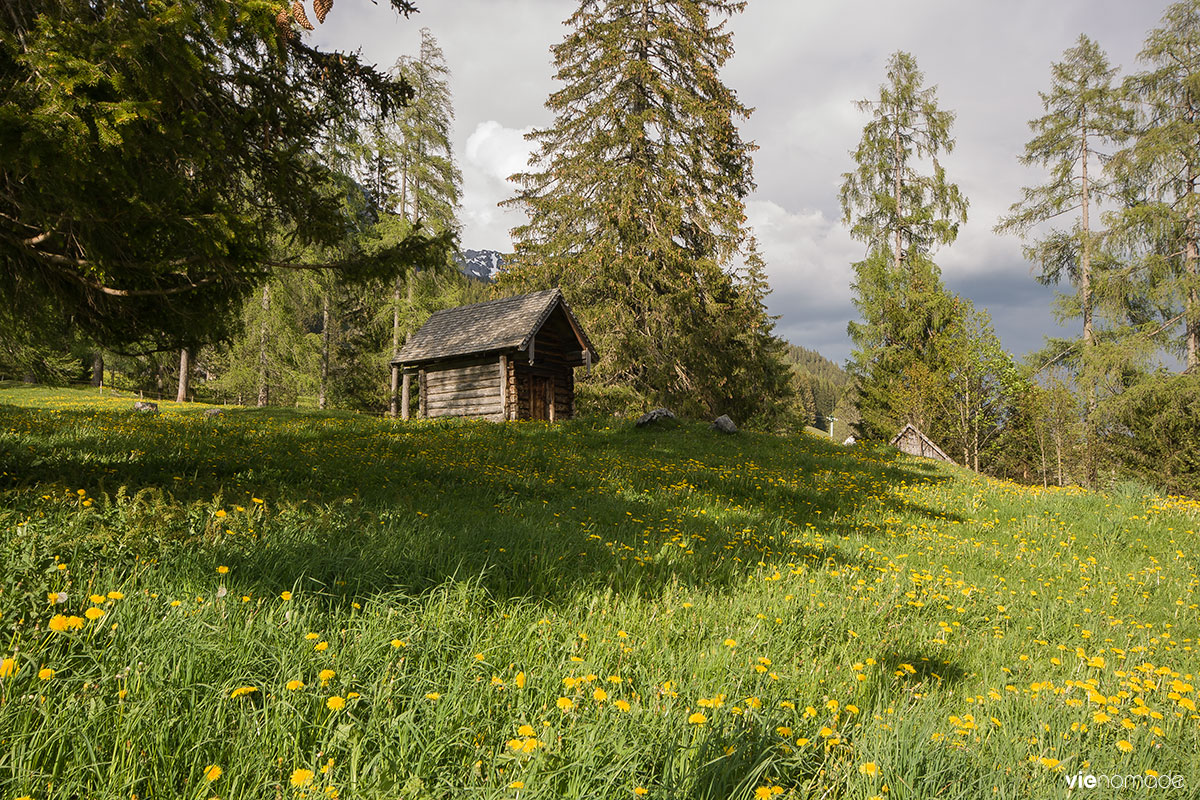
0,398,962,604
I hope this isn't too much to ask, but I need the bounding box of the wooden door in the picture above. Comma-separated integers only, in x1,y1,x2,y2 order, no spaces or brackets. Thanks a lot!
530,375,549,420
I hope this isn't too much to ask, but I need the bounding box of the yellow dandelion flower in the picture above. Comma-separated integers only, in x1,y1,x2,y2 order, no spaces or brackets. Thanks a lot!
688,712,707,725
776,726,792,737
230,686,257,698
280,591,292,601
203,764,223,782
305,632,320,640
287,680,305,690
593,688,608,702
1116,740,1133,753
107,591,124,600
290,768,314,787
48,614,69,633
818,726,833,738
314,641,329,652
326,695,346,711
0,657,15,678
614,699,632,712
84,607,105,621
514,671,526,689
509,781,525,789
634,789,648,796
89,594,106,604
518,724,536,737
425,692,441,700
38,668,55,680
723,638,737,648
391,639,407,648
318,669,336,685
860,762,879,778
557,697,574,711
795,737,810,746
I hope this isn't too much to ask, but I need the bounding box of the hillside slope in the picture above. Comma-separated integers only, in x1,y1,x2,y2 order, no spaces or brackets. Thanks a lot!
1,386,1197,799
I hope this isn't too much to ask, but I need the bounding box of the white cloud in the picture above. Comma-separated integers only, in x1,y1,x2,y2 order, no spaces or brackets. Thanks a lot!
465,121,535,184
458,121,537,251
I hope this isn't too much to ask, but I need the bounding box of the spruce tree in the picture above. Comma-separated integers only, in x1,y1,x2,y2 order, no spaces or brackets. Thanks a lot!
501,0,786,419
839,51,968,439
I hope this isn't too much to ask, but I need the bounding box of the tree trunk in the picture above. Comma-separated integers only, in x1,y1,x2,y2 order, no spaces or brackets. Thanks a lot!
257,284,270,407
176,348,190,403
894,124,903,280
90,352,103,387
390,280,401,418
319,292,330,410
1080,120,1098,485
1036,411,1048,489
1187,176,1198,372
1054,428,1063,488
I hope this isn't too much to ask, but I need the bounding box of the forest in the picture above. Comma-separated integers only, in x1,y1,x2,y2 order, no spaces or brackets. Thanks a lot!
3,0,1200,494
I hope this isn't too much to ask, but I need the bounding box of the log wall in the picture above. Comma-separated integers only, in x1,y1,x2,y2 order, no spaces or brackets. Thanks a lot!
422,356,504,420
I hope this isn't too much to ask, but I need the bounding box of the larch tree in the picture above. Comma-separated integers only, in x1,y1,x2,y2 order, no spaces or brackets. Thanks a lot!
1111,0,1200,373
839,51,968,439
501,0,788,419
358,28,462,415
995,35,1129,407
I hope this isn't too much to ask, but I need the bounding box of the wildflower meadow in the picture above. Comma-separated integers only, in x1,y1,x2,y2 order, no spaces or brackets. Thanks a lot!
0,385,1197,799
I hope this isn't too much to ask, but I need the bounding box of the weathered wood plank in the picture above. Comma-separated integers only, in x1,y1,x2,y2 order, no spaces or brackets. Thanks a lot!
499,354,508,420
418,369,426,418
401,371,410,421
428,400,503,416
424,384,503,402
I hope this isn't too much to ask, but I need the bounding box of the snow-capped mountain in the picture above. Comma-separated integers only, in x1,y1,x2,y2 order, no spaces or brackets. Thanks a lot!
455,249,506,282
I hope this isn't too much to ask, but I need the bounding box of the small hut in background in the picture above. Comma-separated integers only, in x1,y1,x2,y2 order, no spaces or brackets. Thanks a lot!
389,289,597,422
890,423,954,464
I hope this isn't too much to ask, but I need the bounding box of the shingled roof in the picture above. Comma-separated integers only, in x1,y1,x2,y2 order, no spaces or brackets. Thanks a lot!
391,288,597,366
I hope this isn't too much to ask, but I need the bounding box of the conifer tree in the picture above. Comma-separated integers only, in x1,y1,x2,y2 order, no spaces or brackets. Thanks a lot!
501,0,787,419
1112,0,1200,372
839,51,968,438
996,35,1129,404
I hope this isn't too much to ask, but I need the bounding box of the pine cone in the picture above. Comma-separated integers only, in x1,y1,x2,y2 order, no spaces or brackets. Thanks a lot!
275,7,294,39
292,1,314,30
313,0,333,24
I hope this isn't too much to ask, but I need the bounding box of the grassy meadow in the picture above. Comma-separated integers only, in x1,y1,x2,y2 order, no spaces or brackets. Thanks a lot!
0,384,1198,799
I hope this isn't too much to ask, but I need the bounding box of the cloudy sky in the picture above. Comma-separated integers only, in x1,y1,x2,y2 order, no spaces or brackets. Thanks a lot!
313,0,1174,366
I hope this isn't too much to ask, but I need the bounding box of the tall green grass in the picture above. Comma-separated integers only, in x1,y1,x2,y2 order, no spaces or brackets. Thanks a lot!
0,385,1197,799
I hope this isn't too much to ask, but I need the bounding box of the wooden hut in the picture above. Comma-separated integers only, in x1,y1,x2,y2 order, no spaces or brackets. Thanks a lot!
389,289,598,422
890,423,954,464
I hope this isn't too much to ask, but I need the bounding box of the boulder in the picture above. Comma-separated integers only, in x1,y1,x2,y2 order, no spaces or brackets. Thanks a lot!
635,408,675,427
711,414,737,434
202,408,224,418
132,401,159,414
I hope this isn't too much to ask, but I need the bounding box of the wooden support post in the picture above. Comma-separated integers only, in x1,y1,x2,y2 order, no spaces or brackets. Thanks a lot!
401,370,411,421
499,354,508,421
418,369,427,418
528,336,535,364
389,363,400,418
548,375,555,423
